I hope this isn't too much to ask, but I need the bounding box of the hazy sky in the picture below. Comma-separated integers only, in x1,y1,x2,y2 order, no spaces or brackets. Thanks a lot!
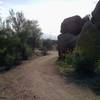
0,0,99,39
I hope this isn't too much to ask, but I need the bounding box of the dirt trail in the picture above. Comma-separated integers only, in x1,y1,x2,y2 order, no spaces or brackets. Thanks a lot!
0,52,99,100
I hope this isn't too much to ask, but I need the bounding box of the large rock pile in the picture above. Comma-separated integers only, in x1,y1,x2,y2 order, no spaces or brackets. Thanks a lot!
58,15,85,59
58,0,100,59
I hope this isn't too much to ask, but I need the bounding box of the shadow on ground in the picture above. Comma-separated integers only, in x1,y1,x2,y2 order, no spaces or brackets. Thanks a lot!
64,70,100,95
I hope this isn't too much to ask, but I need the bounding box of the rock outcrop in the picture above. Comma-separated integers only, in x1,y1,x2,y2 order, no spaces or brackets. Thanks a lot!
58,0,100,59
58,33,77,59
82,15,90,25
60,15,83,35
92,0,100,31
58,15,83,59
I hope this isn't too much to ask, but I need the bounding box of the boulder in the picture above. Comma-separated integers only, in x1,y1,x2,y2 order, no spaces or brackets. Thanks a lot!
60,15,83,35
58,33,77,59
92,0,100,30
82,15,90,25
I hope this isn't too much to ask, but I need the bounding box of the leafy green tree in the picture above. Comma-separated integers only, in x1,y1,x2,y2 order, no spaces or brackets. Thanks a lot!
0,9,42,70
42,39,56,50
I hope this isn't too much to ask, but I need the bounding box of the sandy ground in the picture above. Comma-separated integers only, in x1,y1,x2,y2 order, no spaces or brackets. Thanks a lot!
0,51,99,100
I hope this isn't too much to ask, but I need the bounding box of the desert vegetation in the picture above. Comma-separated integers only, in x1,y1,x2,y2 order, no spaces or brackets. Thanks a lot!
0,9,42,70
0,9,57,71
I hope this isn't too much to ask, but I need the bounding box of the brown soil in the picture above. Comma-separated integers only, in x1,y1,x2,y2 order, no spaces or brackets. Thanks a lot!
0,51,99,100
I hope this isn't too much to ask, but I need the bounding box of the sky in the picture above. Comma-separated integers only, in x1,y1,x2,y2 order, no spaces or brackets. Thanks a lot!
0,0,99,39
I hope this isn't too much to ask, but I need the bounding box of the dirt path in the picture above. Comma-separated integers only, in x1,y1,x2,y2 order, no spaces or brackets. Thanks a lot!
0,52,99,100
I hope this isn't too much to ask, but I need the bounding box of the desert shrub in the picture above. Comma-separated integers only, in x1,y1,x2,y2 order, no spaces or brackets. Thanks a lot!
57,59,73,74
57,50,97,74
42,39,57,51
77,21,100,61
5,54,16,67
0,48,6,66
21,45,33,60
65,53,73,65
0,10,42,71
72,52,96,73
57,53,75,74
75,21,100,73
95,60,100,73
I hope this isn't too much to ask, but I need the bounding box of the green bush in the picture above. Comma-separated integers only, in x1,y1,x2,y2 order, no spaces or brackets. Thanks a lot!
24,46,33,59
65,53,73,65
0,48,6,66
20,44,33,60
57,51,97,74
5,54,16,67
77,21,100,61
56,59,74,74
72,52,96,73
0,10,42,71
75,21,100,73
